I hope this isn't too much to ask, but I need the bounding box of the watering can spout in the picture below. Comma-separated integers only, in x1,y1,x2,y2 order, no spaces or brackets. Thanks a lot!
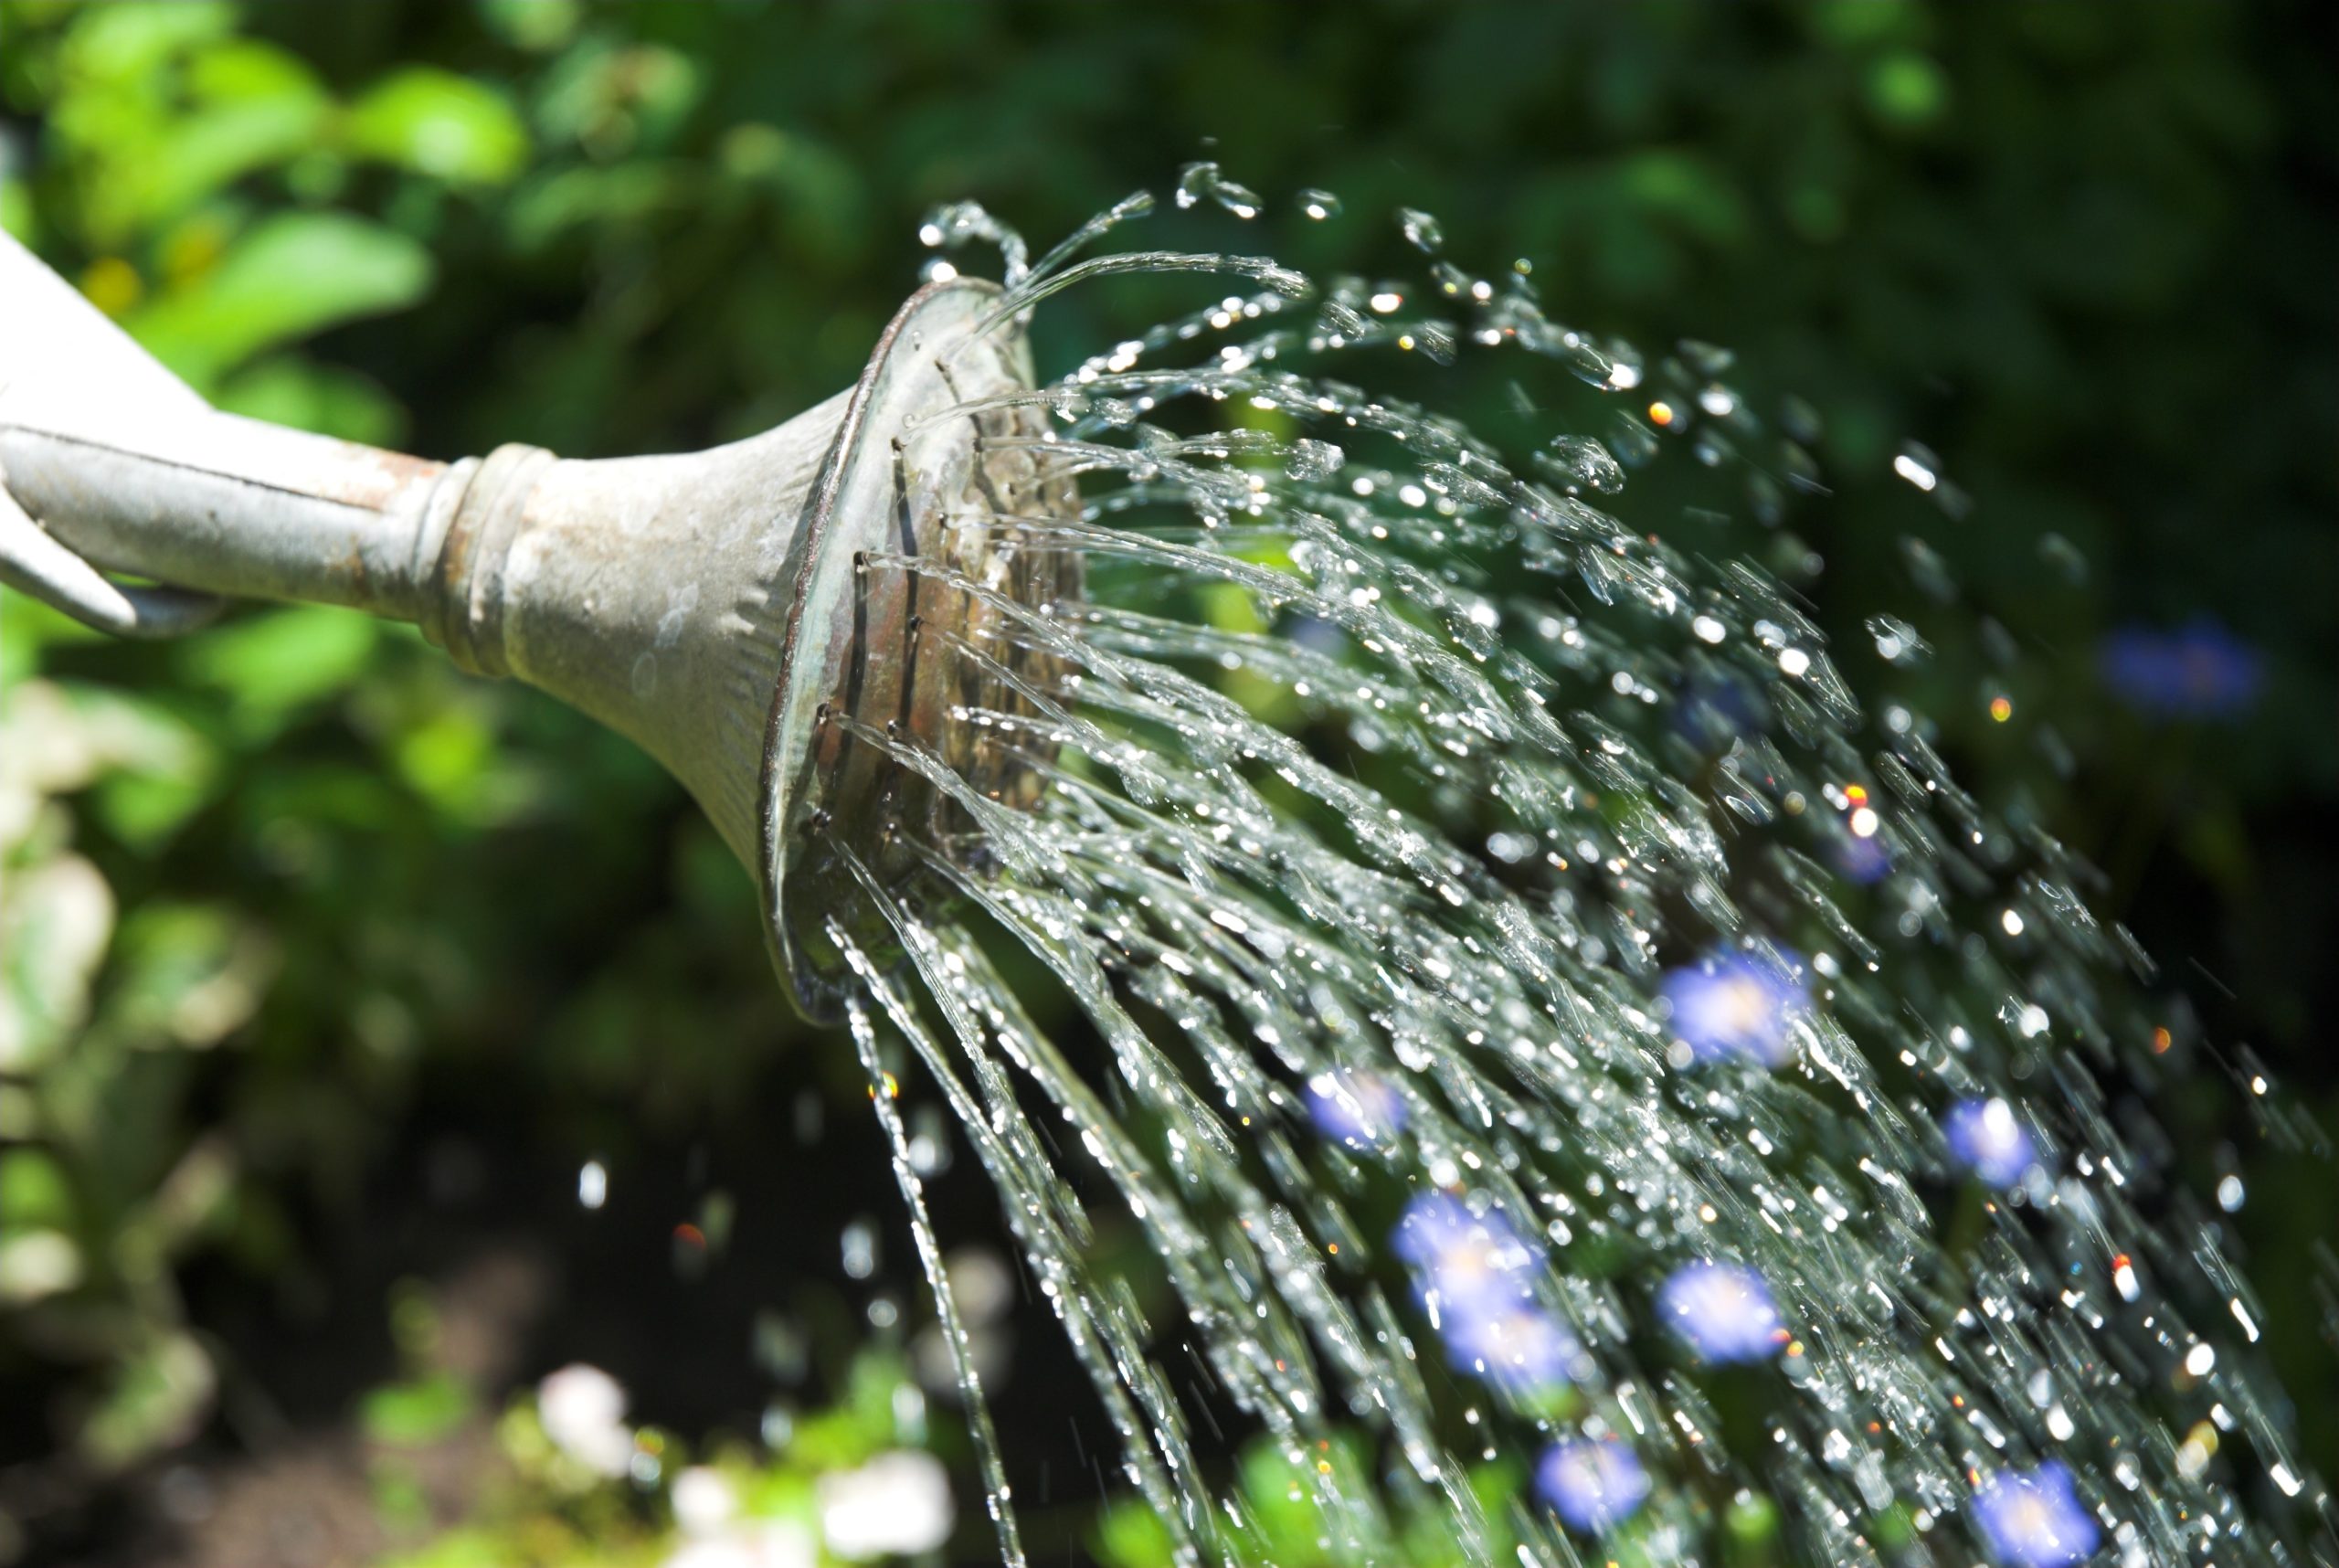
1,231,1079,1018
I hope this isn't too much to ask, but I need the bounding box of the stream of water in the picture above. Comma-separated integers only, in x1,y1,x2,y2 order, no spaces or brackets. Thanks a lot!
810,175,2325,1567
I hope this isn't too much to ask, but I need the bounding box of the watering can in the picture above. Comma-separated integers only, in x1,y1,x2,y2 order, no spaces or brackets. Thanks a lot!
0,232,1078,1017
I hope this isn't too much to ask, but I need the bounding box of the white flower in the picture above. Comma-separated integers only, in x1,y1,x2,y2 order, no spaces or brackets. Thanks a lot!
663,1540,756,1568
944,1247,1014,1326
819,1450,955,1560
537,1362,631,1478
661,1522,813,1568
914,1245,1017,1395
672,1467,739,1537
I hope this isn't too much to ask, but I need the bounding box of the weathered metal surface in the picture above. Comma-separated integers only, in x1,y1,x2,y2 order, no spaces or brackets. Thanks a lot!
0,416,459,621
1,231,1077,1022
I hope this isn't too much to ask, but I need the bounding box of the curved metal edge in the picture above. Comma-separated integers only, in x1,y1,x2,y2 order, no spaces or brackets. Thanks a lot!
752,277,1013,1021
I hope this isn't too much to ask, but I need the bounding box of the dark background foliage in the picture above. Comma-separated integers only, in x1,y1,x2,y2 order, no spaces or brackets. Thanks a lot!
2,2,2333,1563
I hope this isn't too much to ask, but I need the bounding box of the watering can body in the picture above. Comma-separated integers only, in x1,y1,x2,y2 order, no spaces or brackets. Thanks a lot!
0,231,1076,1016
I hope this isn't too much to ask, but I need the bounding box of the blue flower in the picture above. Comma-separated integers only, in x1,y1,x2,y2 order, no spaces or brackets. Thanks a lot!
2099,621,2263,721
1392,1192,1541,1313
1658,947,1808,1067
1973,1462,2100,1568
1659,1260,1783,1363
1830,831,1891,885
1304,1069,1408,1150
1536,1439,1650,1534
1441,1300,1579,1392
1944,1097,2041,1187
1673,673,1765,754
1394,1194,1572,1392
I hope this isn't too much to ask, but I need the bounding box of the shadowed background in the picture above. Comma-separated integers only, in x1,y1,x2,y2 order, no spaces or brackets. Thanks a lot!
2,3,2333,1563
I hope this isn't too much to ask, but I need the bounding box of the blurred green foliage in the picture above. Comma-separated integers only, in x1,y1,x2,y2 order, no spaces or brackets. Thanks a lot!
1,0,2333,1561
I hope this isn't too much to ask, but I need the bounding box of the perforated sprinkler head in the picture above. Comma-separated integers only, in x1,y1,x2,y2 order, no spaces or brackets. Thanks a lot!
759,283,1081,1015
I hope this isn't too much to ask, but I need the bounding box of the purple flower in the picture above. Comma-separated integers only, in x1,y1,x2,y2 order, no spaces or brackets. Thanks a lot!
2099,621,2262,721
1658,947,1807,1067
1395,1194,1572,1392
1536,1439,1651,1534
1973,1463,2100,1568
1441,1300,1579,1392
1674,674,1765,754
1944,1097,2041,1187
1305,1069,1408,1150
1393,1193,1541,1311
1659,1260,1783,1364
1830,831,1891,885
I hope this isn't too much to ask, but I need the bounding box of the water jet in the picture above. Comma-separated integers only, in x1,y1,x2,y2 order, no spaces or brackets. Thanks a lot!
6,194,2324,1568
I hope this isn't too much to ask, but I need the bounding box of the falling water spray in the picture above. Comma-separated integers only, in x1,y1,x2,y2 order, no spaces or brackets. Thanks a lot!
2,171,2326,1568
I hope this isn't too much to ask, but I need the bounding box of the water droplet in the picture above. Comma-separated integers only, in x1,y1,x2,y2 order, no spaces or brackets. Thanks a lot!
1893,441,1942,493
1176,161,1262,219
1561,336,1618,388
1866,615,1930,664
1397,207,1445,253
2037,532,2088,585
1316,299,1369,339
1286,440,1347,482
1607,412,1661,467
1679,338,1736,376
1535,435,1625,495
1297,188,1343,221
841,1217,878,1279
779,190,2313,1568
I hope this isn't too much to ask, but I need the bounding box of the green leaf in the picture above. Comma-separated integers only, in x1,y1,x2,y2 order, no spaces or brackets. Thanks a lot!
478,0,582,54
1616,151,1749,246
94,42,330,236
215,353,410,448
345,69,528,185
373,1527,519,1568
79,1330,215,1470
361,1372,475,1448
1094,1499,1177,1568
0,1148,75,1230
0,176,34,242
0,588,109,685
1238,1435,1334,1561
1867,51,1949,129
58,1,237,88
96,768,217,853
179,604,382,736
0,854,114,1073
124,212,432,388
101,900,266,1050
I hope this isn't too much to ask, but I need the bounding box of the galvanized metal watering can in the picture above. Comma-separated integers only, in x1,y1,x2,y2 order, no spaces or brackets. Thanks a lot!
0,232,1077,1017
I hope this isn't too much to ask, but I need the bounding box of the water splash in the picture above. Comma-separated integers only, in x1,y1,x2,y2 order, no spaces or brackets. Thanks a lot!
1178,160,1265,220
1298,188,1344,222
820,175,2328,1567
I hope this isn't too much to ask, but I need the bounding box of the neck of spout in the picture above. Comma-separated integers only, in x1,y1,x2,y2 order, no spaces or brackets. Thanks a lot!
0,409,469,627
1,385,852,867
453,396,853,864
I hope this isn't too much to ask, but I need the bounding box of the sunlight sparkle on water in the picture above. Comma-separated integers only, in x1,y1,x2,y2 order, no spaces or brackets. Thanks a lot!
784,174,2323,1568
